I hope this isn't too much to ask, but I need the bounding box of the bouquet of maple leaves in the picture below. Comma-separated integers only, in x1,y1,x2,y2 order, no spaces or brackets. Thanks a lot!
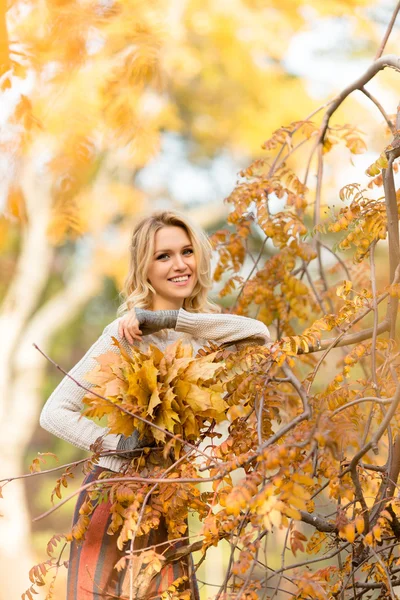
82,337,230,456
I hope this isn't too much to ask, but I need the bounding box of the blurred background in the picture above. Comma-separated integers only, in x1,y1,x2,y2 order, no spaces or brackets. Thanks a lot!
0,0,399,597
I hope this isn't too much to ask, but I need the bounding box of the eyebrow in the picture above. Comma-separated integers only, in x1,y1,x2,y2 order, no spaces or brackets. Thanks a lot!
154,244,193,255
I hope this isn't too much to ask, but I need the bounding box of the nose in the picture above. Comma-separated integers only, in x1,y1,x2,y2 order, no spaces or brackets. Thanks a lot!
172,253,187,270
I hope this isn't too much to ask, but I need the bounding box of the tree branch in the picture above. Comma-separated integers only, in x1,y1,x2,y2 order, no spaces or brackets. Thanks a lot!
318,55,400,143
374,2,400,60
348,383,400,483
383,105,400,337
299,510,336,533
301,318,390,356
386,435,400,502
361,87,396,134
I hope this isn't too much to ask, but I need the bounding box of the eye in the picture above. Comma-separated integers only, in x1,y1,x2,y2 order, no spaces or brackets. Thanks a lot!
156,248,193,260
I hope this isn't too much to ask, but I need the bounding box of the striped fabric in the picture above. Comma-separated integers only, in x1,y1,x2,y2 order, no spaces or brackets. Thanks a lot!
67,466,200,600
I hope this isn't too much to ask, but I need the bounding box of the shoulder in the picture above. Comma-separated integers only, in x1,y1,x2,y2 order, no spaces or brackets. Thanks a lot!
101,317,123,337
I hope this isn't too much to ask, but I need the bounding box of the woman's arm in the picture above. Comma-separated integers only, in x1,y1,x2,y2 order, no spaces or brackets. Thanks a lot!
40,319,125,453
175,309,271,345
117,307,271,346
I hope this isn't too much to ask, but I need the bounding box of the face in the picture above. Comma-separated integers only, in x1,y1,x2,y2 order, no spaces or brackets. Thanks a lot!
147,226,198,310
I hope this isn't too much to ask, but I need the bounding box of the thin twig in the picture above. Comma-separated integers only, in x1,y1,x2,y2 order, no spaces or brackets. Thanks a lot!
270,522,292,600
348,383,400,486
331,395,392,417
370,241,379,391
374,2,400,60
361,87,395,134
33,472,220,522
230,236,268,313
304,262,400,388
315,241,352,282
263,542,350,583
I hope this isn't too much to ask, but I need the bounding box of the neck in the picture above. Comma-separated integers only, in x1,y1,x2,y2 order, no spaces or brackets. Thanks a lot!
151,298,184,311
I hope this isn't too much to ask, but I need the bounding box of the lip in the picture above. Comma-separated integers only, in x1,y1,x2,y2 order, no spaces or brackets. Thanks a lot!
168,274,191,286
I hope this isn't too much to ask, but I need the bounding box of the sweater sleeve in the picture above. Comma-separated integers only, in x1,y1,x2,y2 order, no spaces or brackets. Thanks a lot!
39,319,126,453
175,309,271,345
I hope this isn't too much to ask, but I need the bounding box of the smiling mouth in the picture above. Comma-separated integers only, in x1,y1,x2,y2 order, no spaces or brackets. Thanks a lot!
168,274,191,282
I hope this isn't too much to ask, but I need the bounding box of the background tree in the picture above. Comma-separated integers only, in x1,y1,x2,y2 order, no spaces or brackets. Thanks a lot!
21,52,400,597
0,0,399,598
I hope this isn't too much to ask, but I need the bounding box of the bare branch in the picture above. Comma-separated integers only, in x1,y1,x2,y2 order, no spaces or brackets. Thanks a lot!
281,364,310,417
370,241,379,389
319,55,400,143
374,2,400,60
386,435,400,503
383,114,400,336
331,395,392,417
361,87,396,134
304,55,400,187
349,383,400,480
317,242,352,281
299,511,336,533
33,472,222,522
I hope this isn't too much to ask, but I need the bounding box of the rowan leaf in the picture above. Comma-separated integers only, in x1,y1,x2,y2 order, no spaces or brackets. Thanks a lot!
355,516,365,534
340,523,355,543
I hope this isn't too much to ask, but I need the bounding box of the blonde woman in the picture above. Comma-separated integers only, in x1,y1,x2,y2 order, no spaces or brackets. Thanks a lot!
40,210,271,599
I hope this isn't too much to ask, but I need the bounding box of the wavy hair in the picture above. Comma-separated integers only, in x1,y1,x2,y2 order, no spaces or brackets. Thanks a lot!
118,210,221,315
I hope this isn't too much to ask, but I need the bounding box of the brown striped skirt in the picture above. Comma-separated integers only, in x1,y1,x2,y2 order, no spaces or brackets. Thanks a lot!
67,466,200,600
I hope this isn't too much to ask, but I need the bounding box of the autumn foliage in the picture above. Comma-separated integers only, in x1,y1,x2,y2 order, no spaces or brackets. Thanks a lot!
1,1,400,599
82,338,230,449
24,81,400,599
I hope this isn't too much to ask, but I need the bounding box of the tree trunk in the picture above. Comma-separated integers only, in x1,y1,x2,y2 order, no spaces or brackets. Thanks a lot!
0,456,35,600
0,259,101,598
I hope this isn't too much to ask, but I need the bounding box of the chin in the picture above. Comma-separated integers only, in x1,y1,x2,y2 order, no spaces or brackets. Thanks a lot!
170,289,195,304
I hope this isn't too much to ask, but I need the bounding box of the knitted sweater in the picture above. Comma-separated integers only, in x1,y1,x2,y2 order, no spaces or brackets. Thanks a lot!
40,308,271,472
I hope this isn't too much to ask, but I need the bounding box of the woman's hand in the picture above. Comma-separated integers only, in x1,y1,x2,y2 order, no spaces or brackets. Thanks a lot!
119,308,179,342
118,308,143,344
116,430,155,458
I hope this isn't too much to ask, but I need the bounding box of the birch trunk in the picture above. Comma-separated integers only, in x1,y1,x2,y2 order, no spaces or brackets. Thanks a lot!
0,269,101,599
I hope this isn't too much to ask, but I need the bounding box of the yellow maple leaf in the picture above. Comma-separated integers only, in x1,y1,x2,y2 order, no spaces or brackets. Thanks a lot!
163,357,193,385
83,337,230,451
182,352,222,383
147,388,162,417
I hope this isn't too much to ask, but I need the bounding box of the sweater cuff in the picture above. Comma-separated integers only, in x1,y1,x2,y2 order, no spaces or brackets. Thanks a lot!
101,433,121,451
175,308,196,334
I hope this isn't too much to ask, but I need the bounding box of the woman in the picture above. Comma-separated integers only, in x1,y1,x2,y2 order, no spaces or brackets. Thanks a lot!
40,210,271,600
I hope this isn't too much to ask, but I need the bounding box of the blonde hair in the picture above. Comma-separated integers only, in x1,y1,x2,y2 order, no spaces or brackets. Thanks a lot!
118,210,221,315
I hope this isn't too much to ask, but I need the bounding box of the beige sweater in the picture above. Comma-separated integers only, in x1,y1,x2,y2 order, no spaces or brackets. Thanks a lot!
40,308,271,472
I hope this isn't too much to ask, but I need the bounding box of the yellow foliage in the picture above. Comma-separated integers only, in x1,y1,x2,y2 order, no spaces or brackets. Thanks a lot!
366,150,389,177
372,524,382,542
82,337,232,454
8,1,400,598
306,531,327,555
339,522,355,543
355,515,365,534
364,531,374,546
